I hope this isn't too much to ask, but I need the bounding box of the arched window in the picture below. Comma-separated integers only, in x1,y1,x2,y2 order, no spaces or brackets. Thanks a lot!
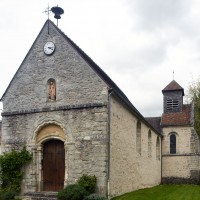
148,130,152,158
170,134,176,154
136,121,141,156
156,136,160,160
48,79,56,101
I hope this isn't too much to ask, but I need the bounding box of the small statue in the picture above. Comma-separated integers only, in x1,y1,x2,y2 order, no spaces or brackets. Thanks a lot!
49,81,56,100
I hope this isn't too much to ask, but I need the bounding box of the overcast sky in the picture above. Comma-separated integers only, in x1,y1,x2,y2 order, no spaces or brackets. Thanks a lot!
1,0,200,118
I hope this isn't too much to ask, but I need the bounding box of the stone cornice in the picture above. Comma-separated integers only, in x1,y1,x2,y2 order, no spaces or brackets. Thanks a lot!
163,153,200,157
1,103,107,117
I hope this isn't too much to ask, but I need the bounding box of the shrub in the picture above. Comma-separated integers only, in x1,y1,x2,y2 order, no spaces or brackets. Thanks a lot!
77,174,97,194
0,189,17,200
84,193,108,200
57,184,89,200
57,188,67,200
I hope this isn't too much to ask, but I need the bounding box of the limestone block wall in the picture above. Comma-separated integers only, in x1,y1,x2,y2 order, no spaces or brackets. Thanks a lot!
2,21,108,113
162,127,200,183
109,96,161,198
1,20,110,194
162,127,195,154
162,155,200,183
2,106,108,195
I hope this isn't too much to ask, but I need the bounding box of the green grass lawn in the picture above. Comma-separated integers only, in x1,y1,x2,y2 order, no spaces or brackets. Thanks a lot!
111,184,200,200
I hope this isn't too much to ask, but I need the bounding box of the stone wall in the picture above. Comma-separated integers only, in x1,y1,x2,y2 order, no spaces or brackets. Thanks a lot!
2,106,108,194
2,21,108,113
1,21,110,195
162,127,200,183
109,96,161,198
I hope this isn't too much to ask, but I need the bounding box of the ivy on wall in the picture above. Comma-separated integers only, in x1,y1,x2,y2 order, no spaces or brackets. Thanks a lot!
0,146,32,193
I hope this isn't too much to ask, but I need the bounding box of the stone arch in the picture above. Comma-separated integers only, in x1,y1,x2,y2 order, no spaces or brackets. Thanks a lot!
36,124,65,144
33,123,67,192
33,120,66,143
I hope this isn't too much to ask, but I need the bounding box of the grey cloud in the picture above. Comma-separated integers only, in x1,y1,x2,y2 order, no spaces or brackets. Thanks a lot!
135,42,167,66
128,0,190,31
103,38,168,73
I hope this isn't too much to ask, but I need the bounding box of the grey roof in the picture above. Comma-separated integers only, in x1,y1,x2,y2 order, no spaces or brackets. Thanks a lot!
162,80,184,96
145,117,162,133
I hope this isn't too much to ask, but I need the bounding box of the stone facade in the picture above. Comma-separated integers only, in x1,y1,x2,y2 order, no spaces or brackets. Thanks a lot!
162,126,200,184
0,19,200,200
2,23,108,113
0,20,163,198
2,107,108,194
1,20,109,196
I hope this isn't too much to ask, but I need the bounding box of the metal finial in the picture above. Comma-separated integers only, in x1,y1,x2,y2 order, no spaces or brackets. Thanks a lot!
173,70,175,80
44,4,51,19
43,4,51,34
51,5,64,26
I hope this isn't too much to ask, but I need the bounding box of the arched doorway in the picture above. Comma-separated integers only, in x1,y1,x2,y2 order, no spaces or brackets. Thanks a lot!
43,139,65,191
34,123,66,192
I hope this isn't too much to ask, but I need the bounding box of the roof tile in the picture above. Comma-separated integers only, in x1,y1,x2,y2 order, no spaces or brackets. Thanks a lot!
161,104,192,126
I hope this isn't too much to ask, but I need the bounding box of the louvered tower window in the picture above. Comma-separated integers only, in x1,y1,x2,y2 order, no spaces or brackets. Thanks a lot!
166,99,179,112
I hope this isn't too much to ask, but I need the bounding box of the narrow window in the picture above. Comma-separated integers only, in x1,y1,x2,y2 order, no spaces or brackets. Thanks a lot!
136,121,141,156
148,130,152,158
170,134,176,154
48,79,56,101
156,136,160,160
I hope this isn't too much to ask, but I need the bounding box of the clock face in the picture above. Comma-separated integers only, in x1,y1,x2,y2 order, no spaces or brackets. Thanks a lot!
44,41,55,55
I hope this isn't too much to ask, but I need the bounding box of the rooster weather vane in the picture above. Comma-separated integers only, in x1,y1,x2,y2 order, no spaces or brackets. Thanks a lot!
44,5,64,27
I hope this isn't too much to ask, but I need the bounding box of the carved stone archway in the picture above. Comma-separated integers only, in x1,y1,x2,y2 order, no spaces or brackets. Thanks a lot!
34,123,67,191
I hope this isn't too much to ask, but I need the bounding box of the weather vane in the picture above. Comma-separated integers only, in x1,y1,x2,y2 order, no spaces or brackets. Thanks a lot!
51,5,64,26
43,4,64,27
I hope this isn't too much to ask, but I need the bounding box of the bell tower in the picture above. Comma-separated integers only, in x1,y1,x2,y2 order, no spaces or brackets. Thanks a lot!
162,80,184,113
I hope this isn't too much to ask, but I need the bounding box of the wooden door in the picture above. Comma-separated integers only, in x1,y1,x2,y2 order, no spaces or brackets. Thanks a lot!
43,140,65,191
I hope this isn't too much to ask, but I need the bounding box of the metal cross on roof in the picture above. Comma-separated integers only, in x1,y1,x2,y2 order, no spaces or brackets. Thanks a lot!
44,4,51,19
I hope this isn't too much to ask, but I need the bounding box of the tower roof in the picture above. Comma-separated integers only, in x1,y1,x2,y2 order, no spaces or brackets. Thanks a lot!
162,80,184,96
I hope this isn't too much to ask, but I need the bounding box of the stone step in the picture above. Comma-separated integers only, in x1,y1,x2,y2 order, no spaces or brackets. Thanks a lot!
20,192,58,200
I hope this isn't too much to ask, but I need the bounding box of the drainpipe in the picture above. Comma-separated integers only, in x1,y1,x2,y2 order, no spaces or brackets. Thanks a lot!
107,88,113,199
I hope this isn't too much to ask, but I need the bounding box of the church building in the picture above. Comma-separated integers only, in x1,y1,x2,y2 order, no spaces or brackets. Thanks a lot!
0,19,199,199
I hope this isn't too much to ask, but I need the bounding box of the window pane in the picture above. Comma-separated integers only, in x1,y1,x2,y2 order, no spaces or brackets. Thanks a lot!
170,134,176,154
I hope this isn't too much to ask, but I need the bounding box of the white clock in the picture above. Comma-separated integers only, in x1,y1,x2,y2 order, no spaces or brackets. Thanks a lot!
44,41,55,55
